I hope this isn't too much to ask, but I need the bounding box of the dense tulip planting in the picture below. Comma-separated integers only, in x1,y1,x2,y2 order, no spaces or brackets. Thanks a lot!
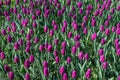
0,0,120,80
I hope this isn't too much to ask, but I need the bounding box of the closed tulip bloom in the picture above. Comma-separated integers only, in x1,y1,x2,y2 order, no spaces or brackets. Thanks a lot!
7,35,12,43
116,28,120,35
55,56,59,64
78,51,83,60
39,44,44,52
102,62,108,69
112,26,116,32
11,22,16,32
17,14,21,20
14,56,19,63
43,61,48,68
91,19,96,26
35,9,41,16
7,26,11,32
99,25,104,31
29,55,35,63
61,27,66,33
54,38,59,45
83,27,88,34
32,21,37,28
100,55,105,63
101,38,106,45
14,42,20,50
53,50,58,57
66,57,71,64
8,71,14,80
91,32,97,41
105,28,110,35
62,73,68,80
79,8,83,14
0,52,6,60
26,34,31,41
71,46,77,54
24,59,30,69
68,32,72,38
61,41,67,48
117,49,120,56
59,66,65,75
63,20,67,28
75,41,80,48
117,75,120,80
98,49,104,56
26,46,30,53
54,24,58,31
49,29,54,37
1,29,6,35
19,38,23,45
4,64,10,72
25,73,30,80
47,44,52,52
84,53,89,60
72,70,77,78
77,1,82,8
85,68,92,79
61,48,66,55
44,67,49,77
44,26,48,33
104,20,109,27
34,37,39,43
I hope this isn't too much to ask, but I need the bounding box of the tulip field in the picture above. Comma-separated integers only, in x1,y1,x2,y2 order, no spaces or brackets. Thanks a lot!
0,0,120,80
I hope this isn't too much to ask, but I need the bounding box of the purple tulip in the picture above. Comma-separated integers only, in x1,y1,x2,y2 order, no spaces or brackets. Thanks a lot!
0,52,5,60
91,32,97,41
100,55,105,63
105,28,110,35
101,38,106,45
99,25,104,31
61,48,66,55
85,68,92,79
43,61,48,68
4,64,10,72
68,32,72,38
44,67,49,77
61,41,67,48
24,59,30,69
32,21,37,28
117,75,120,80
7,35,12,43
71,46,77,54
66,57,71,64
25,73,31,80
14,42,20,51
78,51,83,60
55,56,59,64
59,66,65,75
47,44,52,52
49,29,54,37
29,55,35,63
102,62,108,69
62,73,68,80
1,29,6,35
14,56,19,63
84,53,89,60
117,49,120,56
8,71,14,80
77,1,82,8
44,26,48,33
71,70,77,78
34,37,39,43
98,49,104,56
